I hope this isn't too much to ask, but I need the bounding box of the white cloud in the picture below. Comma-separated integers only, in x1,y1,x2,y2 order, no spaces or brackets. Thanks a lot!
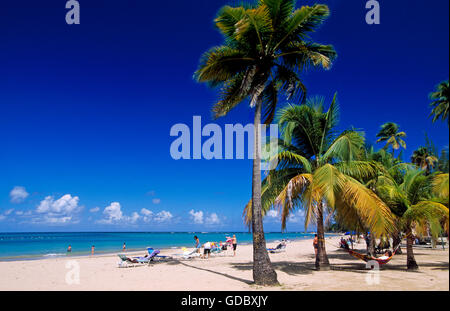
205,213,220,225
152,198,161,204
154,210,173,222
0,215,5,221
15,210,31,216
129,212,140,223
32,194,82,224
37,194,80,214
97,203,145,225
140,208,153,216
140,208,153,222
9,186,29,204
266,210,279,218
89,207,100,213
4,208,14,216
287,210,305,223
98,202,123,224
189,209,204,224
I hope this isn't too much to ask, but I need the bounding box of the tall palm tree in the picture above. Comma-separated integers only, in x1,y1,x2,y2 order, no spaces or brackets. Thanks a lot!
375,169,449,270
244,96,394,270
411,147,438,176
194,0,336,285
429,80,449,125
375,122,406,157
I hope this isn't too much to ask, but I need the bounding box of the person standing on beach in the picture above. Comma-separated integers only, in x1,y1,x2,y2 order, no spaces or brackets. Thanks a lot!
202,241,211,259
194,236,200,253
67,245,72,253
91,245,95,255
313,234,319,256
232,234,237,256
123,242,126,251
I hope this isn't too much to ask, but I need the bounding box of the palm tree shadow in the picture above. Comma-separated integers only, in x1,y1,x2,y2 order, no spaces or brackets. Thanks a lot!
232,261,316,276
166,259,254,285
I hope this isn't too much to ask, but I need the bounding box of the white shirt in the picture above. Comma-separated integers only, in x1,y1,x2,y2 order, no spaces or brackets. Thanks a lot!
204,242,211,249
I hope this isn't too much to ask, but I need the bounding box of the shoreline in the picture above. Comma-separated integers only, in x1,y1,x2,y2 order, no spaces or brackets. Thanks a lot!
0,232,337,262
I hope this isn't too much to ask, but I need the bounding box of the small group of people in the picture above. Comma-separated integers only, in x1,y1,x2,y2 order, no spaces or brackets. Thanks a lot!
339,237,355,249
68,242,127,255
194,234,237,259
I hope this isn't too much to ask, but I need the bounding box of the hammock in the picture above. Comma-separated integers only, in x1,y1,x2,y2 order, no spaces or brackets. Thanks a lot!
344,244,401,265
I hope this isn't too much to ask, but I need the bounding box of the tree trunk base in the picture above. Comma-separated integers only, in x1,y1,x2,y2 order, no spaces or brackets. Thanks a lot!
253,271,279,286
315,260,331,271
407,260,419,271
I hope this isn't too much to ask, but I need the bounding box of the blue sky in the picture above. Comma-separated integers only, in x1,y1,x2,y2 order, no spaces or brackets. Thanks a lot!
0,0,448,232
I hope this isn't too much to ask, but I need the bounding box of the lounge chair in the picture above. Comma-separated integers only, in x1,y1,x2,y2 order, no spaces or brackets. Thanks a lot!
146,248,173,261
172,247,201,260
267,243,286,253
117,254,149,268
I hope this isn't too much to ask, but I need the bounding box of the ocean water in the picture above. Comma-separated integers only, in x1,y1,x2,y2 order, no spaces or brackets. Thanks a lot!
0,232,321,261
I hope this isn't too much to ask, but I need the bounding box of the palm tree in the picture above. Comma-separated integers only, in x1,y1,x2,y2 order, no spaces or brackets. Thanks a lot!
411,147,438,175
429,80,449,125
244,95,394,270
375,169,449,270
362,146,413,253
375,122,406,157
194,0,336,285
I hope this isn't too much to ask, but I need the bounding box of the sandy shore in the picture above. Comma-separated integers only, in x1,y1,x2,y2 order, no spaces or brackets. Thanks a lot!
0,236,448,291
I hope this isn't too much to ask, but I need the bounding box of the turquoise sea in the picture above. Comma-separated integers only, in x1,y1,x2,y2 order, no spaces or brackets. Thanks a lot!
0,232,325,261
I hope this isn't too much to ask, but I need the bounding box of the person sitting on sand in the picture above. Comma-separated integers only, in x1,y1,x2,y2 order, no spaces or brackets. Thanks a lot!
340,238,346,248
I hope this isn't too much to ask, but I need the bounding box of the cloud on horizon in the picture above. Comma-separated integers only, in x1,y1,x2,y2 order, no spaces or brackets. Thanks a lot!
9,186,29,204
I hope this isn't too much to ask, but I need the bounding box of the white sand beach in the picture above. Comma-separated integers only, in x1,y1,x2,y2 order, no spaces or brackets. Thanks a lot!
0,236,448,291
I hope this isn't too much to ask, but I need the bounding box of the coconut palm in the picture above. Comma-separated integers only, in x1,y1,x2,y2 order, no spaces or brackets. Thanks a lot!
375,122,406,157
243,95,394,270
375,169,449,270
429,80,449,125
362,146,414,253
194,0,336,285
411,147,438,176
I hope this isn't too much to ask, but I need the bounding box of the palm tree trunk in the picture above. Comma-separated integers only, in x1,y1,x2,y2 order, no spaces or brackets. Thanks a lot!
315,202,330,270
369,233,376,256
392,232,403,254
406,227,418,270
251,93,278,286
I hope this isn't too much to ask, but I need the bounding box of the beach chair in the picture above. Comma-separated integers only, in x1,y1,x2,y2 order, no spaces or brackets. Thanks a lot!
117,254,149,268
146,247,173,261
172,247,201,260
267,243,286,253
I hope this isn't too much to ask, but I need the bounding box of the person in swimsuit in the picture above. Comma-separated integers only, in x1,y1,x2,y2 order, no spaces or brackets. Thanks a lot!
67,245,72,253
232,234,237,256
91,245,95,255
194,236,200,253
313,234,319,256
123,242,126,251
